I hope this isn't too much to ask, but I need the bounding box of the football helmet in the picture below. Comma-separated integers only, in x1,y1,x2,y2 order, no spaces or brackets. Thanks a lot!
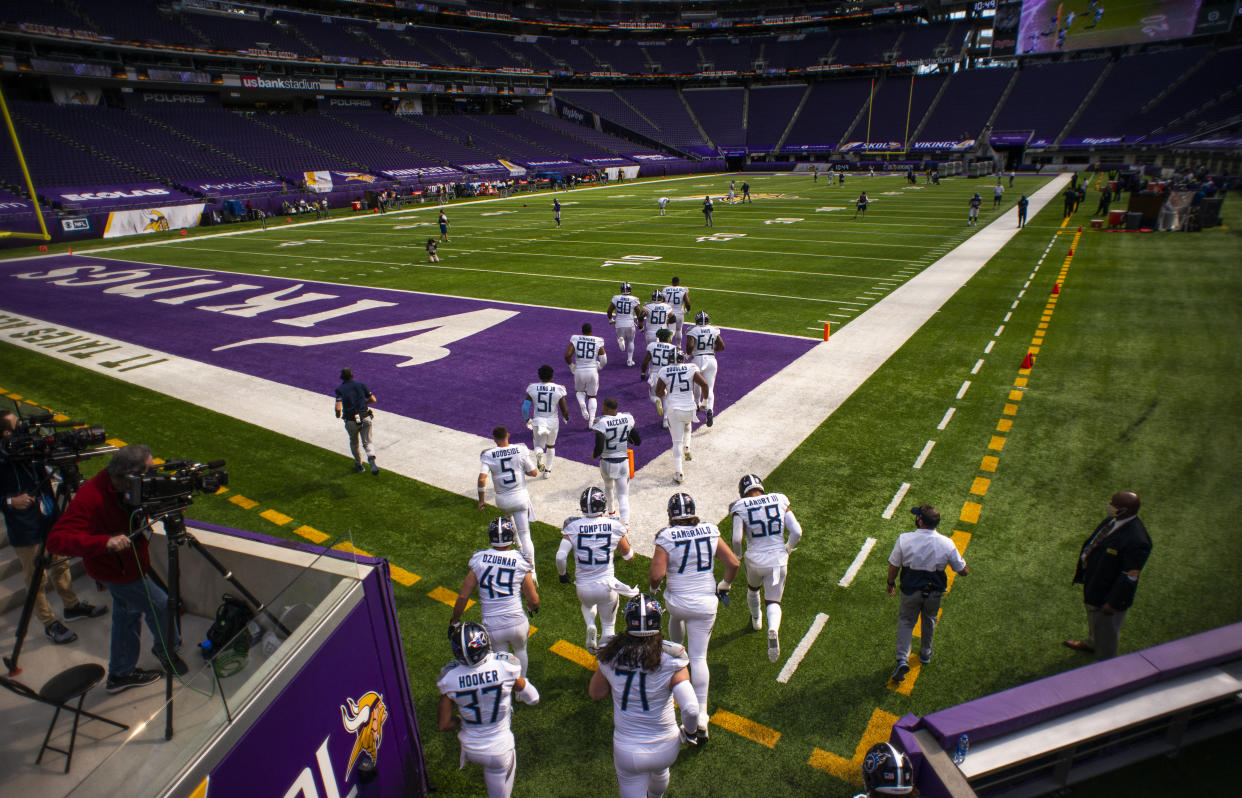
620,281,632,294
657,328,672,342
860,742,913,795
738,474,764,497
451,621,492,667
671,348,686,364
580,486,608,516
667,492,696,522
488,516,516,547
624,593,663,637
695,311,710,326
651,289,664,302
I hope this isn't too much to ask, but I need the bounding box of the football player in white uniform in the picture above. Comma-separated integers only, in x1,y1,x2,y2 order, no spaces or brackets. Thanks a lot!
608,282,646,368
685,310,725,427
557,486,638,654
523,364,570,478
641,328,680,423
654,352,710,484
478,426,540,580
730,474,803,663
641,289,674,351
438,623,540,798
649,493,739,744
450,518,540,676
589,594,700,798
591,398,641,524
564,322,607,427
661,277,690,345
657,196,670,216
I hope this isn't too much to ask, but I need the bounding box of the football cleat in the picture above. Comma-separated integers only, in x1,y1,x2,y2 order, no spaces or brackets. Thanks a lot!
738,474,764,497
586,626,598,655
704,409,713,427
451,622,492,667
620,281,632,294
768,630,780,663
695,311,710,326
580,486,608,516
624,593,663,637
673,472,683,484
861,742,914,795
667,492,695,521
751,614,762,631
488,516,516,548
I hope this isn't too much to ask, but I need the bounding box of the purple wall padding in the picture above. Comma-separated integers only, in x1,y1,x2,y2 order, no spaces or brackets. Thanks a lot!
1136,622,1242,679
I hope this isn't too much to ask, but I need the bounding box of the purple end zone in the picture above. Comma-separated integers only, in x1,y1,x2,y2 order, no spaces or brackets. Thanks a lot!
0,255,816,468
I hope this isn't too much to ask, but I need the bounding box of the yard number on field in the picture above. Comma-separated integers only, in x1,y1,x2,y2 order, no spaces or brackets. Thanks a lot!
601,254,663,268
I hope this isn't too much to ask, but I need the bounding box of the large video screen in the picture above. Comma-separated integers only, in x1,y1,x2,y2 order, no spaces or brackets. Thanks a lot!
992,0,1237,55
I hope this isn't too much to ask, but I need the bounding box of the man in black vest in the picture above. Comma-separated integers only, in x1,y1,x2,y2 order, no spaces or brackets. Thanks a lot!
1065,491,1151,659
334,368,379,475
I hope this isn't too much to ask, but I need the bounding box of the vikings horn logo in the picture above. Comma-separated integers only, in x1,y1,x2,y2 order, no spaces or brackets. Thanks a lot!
335,172,378,183
143,210,170,232
340,691,388,776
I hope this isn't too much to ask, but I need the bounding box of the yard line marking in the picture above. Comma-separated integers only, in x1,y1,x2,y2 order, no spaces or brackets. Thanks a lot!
1024,280,1031,288
550,639,598,671
1010,300,1019,309
838,538,878,587
956,380,971,399
984,340,995,354
293,524,328,544
971,359,984,374
777,612,830,683
882,483,911,519
259,509,291,526
1018,289,1025,297
913,440,935,470
711,709,782,748
1004,312,1012,322
937,408,956,430
995,325,1005,336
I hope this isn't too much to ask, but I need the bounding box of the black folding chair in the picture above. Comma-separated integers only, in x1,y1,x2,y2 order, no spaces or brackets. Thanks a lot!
1,663,129,773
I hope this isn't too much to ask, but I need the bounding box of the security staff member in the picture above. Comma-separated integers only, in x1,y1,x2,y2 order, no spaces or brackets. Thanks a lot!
886,504,968,683
1064,491,1151,660
334,368,379,475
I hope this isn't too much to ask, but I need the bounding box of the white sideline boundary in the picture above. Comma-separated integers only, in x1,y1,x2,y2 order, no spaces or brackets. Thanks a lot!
2,175,1070,558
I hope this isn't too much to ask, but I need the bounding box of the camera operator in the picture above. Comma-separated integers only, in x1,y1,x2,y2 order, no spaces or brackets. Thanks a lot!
1,412,106,645
47,444,187,693
335,368,379,475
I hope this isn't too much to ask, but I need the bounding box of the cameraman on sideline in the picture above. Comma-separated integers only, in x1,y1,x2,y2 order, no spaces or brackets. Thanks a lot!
47,445,187,693
1,411,106,645
335,368,379,475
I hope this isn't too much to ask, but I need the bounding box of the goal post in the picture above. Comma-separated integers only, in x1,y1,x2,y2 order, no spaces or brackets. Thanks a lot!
0,85,52,241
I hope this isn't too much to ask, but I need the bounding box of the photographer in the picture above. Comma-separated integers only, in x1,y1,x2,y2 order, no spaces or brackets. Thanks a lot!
47,445,186,693
334,368,379,475
1,412,105,645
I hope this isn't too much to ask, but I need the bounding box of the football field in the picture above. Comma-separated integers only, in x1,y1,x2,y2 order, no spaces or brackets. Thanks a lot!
3,170,1241,796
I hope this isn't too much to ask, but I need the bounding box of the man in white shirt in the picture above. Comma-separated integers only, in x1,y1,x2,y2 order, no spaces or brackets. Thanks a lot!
591,398,640,524
523,365,569,478
886,504,969,683
564,322,608,427
657,196,670,216
478,426,540,580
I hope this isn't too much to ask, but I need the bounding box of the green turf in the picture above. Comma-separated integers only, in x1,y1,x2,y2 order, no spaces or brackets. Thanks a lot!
3,172,1240,796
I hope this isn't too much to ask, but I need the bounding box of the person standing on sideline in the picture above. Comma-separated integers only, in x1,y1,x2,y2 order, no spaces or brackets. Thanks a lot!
478,428,540,580
426,237,439,262
553,197,562,228
335,368,379,475
2,412,107,646
523,365,569,479
685,310,724,427
657,196,669,216
557,486,636,654
662,276,691,346
589,594,700,798
565,323,608,427
450,518,539,675
1095,185,1113,217
649,493,739,743
1064,491,1152,660
48,445,188,692
854,192,869,219
968,192,983,226
886,504,969,683
993,181,1005,208
654,351,710,484
1009,170,1016,188
438,623,540,798
727,180,736,204
702,195,713,227
741,181,751,202
439,209,450,242
730,474,802,663
1063,185,1078,217
1017,194,1029,228
592,398,641,524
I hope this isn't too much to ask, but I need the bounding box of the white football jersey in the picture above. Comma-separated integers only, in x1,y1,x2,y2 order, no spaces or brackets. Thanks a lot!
599,641,689,744
686,324,721,358
561,515,628,584
663,285,688,312
525,381,566,423
437,650,522,755
468,548,533,627
656,362,701,411
730,492,794,568
645,341,678,372
480,443,535,500
655,522,722,613
611,294,640,328
642,301,673,332
592,412,636,459
569,334,606,371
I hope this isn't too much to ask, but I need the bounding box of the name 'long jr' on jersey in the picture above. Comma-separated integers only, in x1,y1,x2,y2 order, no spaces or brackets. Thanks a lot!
730,492,794,568
437,650,522,755
525,381,566,423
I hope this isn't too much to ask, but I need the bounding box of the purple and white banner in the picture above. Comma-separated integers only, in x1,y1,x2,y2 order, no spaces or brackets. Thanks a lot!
51,184,198,208
840,141,905,153
0,257,816,470
298,171,386,193
988,133,1033,146
376,166,465,183
184,177,287,197
136,91,218,105
912,139,976,152
455,162,511,176
102,204,205,238
1059,136,1125,148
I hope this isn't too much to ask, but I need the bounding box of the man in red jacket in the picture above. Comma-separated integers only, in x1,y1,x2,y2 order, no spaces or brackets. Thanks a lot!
48,445,187,693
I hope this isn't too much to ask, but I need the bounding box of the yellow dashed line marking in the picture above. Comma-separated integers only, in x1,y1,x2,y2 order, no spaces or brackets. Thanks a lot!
912,607,944,639
429,586,472,611
293,524,328,544
980,455,999,472
1002,403,1018,416
53,413,70,422
1027,346,1041,354
988,435,1006,451
1008,390,1024,402
5,393,21,400
970,477,990,496
960,501,981,524
808,709,900,782
890,661,924,695
228,495,258,510
214,486,229,496
550,639,597,671
1037,322,1048,330
259,509,292,526
711,709,781,749
106,437,127,447
334,541,373,557
390,565,420,586
1013,377,1028,387
996,419,1013,433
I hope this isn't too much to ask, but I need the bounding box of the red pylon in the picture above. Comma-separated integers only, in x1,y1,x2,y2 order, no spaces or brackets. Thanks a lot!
1052,283,1061,294
1021,352,1035,369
